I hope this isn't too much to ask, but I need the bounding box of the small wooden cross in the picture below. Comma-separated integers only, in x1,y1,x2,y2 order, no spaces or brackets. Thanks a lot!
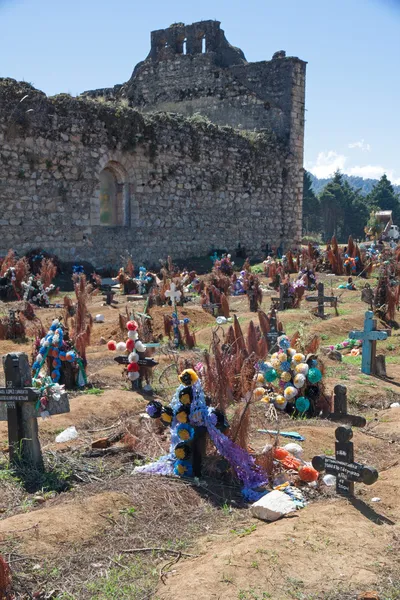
114,355,159,390
0,353,70,469
306,282,337,318
349,311,390,375
312,425,378,496
327,384,366,427
165,283,182,306
102,286,116,306
271,284,293,311
165,284,182,348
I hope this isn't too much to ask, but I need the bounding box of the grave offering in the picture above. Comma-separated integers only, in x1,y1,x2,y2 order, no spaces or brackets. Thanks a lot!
312,425,378,496
0,309,26,341
136,369,268,500
349,311,390,375
32,319,88,389
255,334,328,417
108,319,158,389
22,274,56,307
306,282,338,318
0,352,70,469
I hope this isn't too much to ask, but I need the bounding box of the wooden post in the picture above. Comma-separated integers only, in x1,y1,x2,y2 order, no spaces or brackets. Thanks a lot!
192,426,207,477
3,353,43,470
317,282,324,318
279,284,285,311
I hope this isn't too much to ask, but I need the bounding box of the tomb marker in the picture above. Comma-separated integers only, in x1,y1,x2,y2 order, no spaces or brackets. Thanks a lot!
349,311,390,375
306,282,338,318
312,425,378,496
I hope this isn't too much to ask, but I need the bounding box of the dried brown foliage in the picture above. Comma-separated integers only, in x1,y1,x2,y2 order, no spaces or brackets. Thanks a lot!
243,257,251,273
327,236,344,275
68,275,94,361
183,321,196,349
0,554,12,599
220,293,230,318
0,250,15,275
38,257,57,289
126,257,134,278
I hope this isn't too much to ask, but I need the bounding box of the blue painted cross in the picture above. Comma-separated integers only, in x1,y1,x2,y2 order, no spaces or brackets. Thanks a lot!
349,311,390,375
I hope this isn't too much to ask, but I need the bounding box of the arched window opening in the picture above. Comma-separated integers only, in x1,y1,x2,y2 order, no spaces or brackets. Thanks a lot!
202,36,206,53
99,164,126,226
183,38,187,55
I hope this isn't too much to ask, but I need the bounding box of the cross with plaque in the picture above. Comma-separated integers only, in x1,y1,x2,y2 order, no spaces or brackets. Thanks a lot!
312,425,378,496
266,313,284,354
306,282,337,318
349,311,390,375
114,352,159,390
0,353,70,469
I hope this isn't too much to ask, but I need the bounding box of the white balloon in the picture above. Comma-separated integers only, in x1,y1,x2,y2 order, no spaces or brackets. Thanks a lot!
128,352,139,363
128,330,139,340
116,342,127,352
128,371,140,381
135,341,146,353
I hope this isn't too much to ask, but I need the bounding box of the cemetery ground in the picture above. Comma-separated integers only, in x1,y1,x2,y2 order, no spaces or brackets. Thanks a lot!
1,272,400,600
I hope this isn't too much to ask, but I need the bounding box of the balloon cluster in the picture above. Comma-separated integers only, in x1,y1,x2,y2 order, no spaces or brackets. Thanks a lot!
343,254,359,273
107,320,147,384
255,335,323,414
32,319,77,383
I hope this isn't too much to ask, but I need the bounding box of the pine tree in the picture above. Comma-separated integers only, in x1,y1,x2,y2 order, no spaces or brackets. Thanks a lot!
366,175,400,223
302,171,321,234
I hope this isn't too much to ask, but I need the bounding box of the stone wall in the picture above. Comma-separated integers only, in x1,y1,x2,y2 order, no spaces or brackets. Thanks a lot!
0,78,301,268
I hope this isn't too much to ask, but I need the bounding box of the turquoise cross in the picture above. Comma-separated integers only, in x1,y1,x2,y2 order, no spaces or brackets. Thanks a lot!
349,311,389,375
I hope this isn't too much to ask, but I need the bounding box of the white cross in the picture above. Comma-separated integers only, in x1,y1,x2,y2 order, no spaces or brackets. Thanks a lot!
165,282,181,305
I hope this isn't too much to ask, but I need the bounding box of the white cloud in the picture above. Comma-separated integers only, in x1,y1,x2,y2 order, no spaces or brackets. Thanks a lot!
307,151,346,178
307,150,400,185
348,139,371,152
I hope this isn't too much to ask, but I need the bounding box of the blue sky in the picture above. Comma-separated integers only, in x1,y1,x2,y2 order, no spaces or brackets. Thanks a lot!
1,0,399,183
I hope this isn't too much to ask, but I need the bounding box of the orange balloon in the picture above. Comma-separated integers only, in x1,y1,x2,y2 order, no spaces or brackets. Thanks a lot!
298,465,319,482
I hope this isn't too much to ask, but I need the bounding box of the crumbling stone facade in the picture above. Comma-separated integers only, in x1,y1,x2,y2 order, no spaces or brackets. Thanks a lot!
0,21,306,267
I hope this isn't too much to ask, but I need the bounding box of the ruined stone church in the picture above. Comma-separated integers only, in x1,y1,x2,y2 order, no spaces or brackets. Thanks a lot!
0,20,306,267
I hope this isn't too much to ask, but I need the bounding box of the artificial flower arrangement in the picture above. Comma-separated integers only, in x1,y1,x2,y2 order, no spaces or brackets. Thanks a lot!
136,369,268,500
32,319,87,390
107,319,147,386
22,274,56,307
328,337,362,354
254,334,324,417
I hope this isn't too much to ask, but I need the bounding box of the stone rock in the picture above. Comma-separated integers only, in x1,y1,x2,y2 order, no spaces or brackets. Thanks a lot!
251,490,296,522
99,337,107,345
328,350,342,362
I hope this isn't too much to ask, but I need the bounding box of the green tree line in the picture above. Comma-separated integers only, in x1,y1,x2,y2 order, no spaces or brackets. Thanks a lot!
302,171,400,241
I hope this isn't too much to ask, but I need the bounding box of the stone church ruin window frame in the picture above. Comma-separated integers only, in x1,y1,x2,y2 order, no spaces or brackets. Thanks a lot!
98,161,130,227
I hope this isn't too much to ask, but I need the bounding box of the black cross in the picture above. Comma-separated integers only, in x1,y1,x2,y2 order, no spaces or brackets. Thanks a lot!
327,384,366,427
306,282,337,318
312,425,378,496
114,355,159,390
265,314,284,354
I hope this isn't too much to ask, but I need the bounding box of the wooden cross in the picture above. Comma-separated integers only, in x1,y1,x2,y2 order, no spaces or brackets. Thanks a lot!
349,311,390,375
102,286,116,306
306,282,337,318
271,284,293,311
327,384,366,427
165,284,182,348
114,355,159,390
0,353,70,469
312,425,378,496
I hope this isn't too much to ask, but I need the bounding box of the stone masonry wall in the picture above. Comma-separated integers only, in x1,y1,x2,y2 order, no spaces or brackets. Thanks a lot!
0,78,301,268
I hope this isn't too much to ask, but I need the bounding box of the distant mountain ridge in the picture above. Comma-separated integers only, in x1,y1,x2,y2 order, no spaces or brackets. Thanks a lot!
308,172,400,196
